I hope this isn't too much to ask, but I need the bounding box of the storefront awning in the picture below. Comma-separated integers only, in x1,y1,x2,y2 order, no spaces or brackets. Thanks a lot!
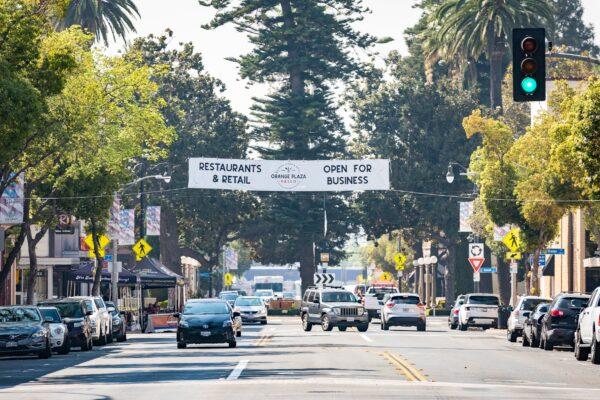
130,257,182,289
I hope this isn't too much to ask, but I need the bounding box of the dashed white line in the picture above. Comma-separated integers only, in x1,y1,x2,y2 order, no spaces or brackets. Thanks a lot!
359,333,373,343
226,359,249,381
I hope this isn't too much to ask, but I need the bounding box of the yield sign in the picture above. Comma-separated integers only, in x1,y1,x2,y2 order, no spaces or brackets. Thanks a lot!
468,258,485,273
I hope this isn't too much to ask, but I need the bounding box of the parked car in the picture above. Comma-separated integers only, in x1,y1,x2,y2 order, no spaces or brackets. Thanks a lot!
380,293,426,331
105,301,127,342
540,292,590,351
38,306,70,355
255,289,275,306
507,296,551,342
38,299,94,351
448,295,465,330
175,299,240,348
69,296,112,345
575,286,600,363
219,291,240,307
300,287,368,332
363,285,399,320
234,296,268,325
522,302,550,347
458,293,500,331
0,306,52,359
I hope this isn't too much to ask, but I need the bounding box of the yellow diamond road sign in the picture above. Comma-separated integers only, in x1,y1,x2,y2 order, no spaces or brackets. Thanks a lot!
133,239,152,261
381,272,393,282
224,272,234,286
84,234,110,258
393,253,407,270
503,228,521,252
506,252,522,260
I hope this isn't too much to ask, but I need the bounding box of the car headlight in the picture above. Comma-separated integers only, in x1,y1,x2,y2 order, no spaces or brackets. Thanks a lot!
31,330,46,338
222,320,232,328
357,307,365,315
331,307,340,315
259,308,267,315
179,320,189,328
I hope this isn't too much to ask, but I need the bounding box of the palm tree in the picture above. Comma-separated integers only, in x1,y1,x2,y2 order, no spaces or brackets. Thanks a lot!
428,0,553,111
57,0,140,45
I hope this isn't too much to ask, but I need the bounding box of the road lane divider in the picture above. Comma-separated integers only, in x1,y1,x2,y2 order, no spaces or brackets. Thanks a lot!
254,328,275,346
226,359,249,380
382,352,428,382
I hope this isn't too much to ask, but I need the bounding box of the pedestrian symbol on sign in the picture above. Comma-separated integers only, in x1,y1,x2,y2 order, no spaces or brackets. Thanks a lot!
133,239,153,261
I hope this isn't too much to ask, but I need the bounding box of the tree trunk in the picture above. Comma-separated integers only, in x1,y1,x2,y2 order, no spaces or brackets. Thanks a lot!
531,247,542,295
299,242,315,296
489,34,504,112
25,223,37,305
90,217,105,296
280,0,304,96
496,255,511,306
0,224,26,295
524,256,531,296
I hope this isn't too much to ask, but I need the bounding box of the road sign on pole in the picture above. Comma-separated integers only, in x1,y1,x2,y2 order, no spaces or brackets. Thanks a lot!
314,273,334,285
503,228,521,252
543,248,565,255
84,234,110,258
468,258,485,273
132,239,152,261
468,243,485,259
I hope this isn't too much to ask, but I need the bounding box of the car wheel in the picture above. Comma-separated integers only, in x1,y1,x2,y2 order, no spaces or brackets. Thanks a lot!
236,330,242,337
38,341,52,359
107,328,113,344
381,319,389,331
357,324,369,332
321,315,333,332
542,331,554,351
459,321,467,331
117,332,127,342
338,326,347,332
58,337,71,355
302,313,313,332
261,320,267,325
574,330,590,361
177,341,187,349
417,322,426,332
449,323,457,330
522,333,530,347
507,330,517,343
591,334,600,365
228,340,237,348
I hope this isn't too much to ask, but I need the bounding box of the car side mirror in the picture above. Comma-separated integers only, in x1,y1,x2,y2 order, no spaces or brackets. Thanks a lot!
522,311,531,318
86,311,93,316
172,312,180,318
233,311,240,318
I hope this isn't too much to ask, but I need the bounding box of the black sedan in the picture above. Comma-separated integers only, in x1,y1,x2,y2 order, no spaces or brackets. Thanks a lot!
175,299,240,349
0,306,52,359
38,299,94,351
522,302,550,347
540,293,590,351
105,301,127,342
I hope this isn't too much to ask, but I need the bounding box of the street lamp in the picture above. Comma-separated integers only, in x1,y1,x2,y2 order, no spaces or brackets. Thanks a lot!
446,164,455,184
110,174,171,305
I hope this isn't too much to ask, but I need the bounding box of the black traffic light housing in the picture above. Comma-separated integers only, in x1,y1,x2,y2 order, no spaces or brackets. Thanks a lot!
512,28,546,102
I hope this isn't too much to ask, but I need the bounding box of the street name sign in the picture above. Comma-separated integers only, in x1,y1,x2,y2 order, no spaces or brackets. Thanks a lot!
480,267,498,273
543,248,565,255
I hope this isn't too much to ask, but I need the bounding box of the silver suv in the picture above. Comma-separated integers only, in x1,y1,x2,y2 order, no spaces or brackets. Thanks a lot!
300,287,369,332
69,297,113,345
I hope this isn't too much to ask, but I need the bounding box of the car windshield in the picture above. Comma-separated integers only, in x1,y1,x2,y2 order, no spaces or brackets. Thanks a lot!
390,296,420,305
557,297,589,309
521,298,550,311
220,293,238,300
39,308,61,322
256,290,273,297
39,302,84,318
321,292,355,303
183,302,230,315
468,296,499,306
0,307,41,323
235,298,263,307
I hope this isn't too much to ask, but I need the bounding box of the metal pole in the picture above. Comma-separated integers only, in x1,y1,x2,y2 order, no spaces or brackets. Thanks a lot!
111,192,119,305
139,179,146,239
431,263,436,313
424,265,430,309
418,265,424,301
510,260,518,307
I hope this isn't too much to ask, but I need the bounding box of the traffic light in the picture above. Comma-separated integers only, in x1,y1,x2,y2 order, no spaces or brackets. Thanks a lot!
512,28,546,102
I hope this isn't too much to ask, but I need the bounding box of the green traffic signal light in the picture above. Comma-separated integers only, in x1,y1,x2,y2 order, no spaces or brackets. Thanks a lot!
521,77,537,94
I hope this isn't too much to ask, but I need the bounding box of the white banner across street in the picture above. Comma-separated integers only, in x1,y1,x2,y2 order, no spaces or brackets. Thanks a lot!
188,158,390,192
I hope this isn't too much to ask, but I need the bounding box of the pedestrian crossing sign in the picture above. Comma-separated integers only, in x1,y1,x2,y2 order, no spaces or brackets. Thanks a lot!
84,234,110,259
502,228,521,252
133,239,152,261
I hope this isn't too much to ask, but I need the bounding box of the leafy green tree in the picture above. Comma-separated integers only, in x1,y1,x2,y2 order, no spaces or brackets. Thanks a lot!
550,0,599,56
199,0,375,293
426,0,553,110
57,0,139,45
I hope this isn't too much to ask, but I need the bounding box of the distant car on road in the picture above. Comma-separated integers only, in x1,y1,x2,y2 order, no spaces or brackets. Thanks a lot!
255,289,275,306
448,295,465,330
175,299,240,348
575,286,600,363
37,299,94,351
380,293,426,331
105,301,127,342
522,302,550,348
219,291,240,307
234,296,268,325
540,292,590,351
458,293,499,331
363,285,399,320
0,306,52,359
507,296,551,342
300,287,368,332
38,306,70,355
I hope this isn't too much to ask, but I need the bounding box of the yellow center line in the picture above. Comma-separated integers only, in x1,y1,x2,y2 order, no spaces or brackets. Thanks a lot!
254,332,273,347
382,351,429,382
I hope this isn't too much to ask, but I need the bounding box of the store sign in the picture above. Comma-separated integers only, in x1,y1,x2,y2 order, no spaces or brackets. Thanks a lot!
188,158,390,192
55,214,75,234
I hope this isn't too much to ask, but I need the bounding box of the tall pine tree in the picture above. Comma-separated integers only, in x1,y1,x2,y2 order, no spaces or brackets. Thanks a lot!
199,0,375,292
551,0,599,56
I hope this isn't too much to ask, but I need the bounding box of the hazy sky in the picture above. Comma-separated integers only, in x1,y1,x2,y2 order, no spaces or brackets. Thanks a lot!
108,0,600,114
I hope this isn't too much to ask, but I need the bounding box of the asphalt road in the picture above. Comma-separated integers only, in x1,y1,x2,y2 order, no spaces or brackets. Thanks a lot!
1,317,599,399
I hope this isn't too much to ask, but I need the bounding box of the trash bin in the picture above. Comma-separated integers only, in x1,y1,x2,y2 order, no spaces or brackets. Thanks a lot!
497,306,511,329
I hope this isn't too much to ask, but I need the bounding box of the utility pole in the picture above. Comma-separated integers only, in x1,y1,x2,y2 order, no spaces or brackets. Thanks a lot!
110,192,119,305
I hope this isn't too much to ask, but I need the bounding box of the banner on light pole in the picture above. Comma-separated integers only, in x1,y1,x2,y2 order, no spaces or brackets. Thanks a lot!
145,206,161,236
459,201,474,233
0,173,24,225
108,196,120,240
118,209,135,245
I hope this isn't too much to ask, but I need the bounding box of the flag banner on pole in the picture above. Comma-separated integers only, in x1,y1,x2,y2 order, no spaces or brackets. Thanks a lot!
108,196,120,240
188,158,390,191
118,209,135,245
459,201,474,233
493,225,511,241
0,173,24,225
145,206,161,236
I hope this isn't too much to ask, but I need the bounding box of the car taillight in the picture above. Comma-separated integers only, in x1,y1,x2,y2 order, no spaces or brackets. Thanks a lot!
550,309,564,317
453,309,459,315
386,302,394,309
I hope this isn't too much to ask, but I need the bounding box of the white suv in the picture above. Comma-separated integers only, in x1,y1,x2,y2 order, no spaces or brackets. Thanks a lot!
458,293,499,331
575,286,600,364
69,297,112,345
380,293,426,331
507,296,551,342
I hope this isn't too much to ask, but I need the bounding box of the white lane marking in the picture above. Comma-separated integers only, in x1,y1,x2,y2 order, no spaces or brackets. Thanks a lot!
226,360,249,381
359,333,373,342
